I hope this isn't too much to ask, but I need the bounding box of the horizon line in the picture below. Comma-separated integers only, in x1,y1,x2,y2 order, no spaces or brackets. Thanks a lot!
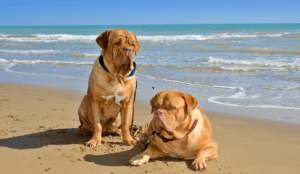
1,23,300,27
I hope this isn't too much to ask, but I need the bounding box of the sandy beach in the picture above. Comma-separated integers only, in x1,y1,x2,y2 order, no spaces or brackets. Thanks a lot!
0,82,299,174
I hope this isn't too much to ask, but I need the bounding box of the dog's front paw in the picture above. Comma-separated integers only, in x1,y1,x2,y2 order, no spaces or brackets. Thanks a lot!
192,158,207,170
86,137,102,147
123,137,138,146
130,154,149,166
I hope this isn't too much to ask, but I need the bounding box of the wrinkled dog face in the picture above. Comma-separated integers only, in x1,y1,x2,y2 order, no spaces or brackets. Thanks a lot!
150,90,198,140
96,29,140,75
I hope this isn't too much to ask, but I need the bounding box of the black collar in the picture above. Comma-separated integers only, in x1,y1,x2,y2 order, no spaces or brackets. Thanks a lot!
155,132,176,143
145,119,198,149
99,55,136,77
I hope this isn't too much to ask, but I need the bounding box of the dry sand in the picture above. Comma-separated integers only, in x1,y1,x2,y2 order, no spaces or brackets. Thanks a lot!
0,82,299,174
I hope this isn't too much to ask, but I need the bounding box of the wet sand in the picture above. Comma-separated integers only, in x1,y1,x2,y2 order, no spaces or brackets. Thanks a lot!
0,82,299,174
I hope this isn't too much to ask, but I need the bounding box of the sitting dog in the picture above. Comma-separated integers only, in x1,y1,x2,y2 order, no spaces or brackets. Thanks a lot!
78,29,140,147
130,90,218,170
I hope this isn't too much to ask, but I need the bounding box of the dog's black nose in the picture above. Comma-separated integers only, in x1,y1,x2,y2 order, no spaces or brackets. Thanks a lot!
124,47,132,54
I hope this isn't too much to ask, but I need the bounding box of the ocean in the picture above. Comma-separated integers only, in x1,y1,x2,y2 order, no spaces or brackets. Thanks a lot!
1,24,300,122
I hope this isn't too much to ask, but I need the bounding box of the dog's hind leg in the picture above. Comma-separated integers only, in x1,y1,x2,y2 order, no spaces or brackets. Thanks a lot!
78,95,93,135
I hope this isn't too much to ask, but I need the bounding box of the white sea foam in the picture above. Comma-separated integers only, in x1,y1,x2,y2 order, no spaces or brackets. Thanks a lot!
137,33,282,42
0,34,97,43
208,87,300,110
219,66,285,71
263,34,282,37
0,49,99,58
35,34,96,42
0,49,60,54
220,66,260,71
142,73,300,110
141,74,207,86
0,58,8,63
236,47,300,55
0,58,94,66
82,53,99,57
139,74,236,90
0,32,284,43
208,96,300,110
4,63,82,79
208,56,300,69
70,53,99,58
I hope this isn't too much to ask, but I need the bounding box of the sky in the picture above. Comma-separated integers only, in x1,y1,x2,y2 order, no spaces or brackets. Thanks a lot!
1,0,300,26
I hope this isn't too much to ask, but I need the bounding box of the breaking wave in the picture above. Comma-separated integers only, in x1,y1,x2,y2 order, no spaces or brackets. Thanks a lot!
208,56,300,70
0,49,99,58
208,87,300,110
0,49,60,54
137,33,282,42
4,63,81,79
0,32,291,43
138,74,236,90
0,34,97,43
0,58,94,66
226,47,300,55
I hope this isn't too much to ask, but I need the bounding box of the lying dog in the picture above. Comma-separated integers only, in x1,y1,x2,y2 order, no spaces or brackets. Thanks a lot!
78,29,140,147
130,90,218,170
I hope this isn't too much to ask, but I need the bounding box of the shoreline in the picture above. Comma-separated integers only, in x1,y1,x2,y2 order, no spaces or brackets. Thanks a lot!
2,61,300,122
2,81,299,126
1,82,300,174
1,65,300,124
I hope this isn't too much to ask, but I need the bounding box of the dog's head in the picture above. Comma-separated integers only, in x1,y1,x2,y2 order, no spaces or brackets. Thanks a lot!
150,90,198,140
96,29,140,76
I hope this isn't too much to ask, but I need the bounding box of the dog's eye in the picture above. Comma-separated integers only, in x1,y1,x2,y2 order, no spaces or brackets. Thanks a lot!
169,106,177,110
114,40,121,46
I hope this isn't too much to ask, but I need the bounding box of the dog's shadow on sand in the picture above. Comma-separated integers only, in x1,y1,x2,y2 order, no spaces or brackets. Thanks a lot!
84,146,142,167
0,129,194,169
0,128,90,149
84,147,193,169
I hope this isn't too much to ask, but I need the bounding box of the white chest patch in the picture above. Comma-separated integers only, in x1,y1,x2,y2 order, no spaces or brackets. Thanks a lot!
162,150,195,160
102,89,125,107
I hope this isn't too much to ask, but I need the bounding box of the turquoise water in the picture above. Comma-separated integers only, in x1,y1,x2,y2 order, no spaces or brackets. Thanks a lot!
1,24,300,111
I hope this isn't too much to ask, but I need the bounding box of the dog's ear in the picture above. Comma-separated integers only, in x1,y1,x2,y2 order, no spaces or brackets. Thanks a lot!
181,93,198,115
134,35,140,56
96,29,112,50
150,94,157,114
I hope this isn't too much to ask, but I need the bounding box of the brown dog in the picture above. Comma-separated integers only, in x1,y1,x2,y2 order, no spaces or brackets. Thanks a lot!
130,90,218,170
78,29,140,147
